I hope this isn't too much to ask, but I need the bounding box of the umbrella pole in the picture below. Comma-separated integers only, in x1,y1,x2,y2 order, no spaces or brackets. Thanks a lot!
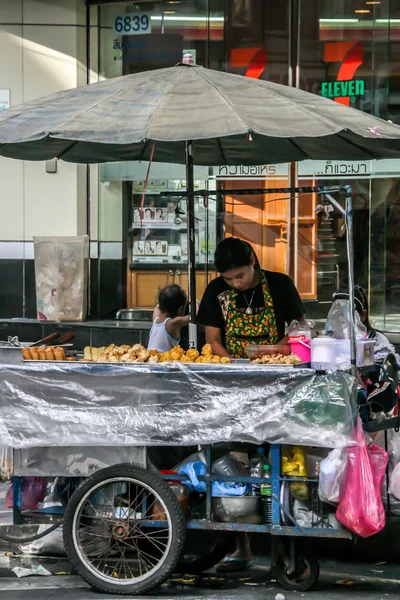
186,140,197,348
345,186,357,377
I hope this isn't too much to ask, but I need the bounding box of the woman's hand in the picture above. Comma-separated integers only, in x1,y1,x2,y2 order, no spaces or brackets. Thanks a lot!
205,326,230,358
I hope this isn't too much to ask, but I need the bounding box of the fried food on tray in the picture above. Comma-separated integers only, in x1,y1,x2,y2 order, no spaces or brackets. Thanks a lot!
30,348,39,360
38,348,47,361
221,356,231,364
22,348,31,360
45,347,55,361
84,346,92,361
251,352,302,365
54,347,66,361
201,343,212,356
71,342,232,365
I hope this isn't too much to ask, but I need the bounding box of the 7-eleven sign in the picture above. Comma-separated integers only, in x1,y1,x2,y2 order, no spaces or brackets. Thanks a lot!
321,41,364,106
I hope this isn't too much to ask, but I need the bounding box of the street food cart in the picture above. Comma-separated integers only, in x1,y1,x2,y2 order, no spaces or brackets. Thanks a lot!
0,358,358,594
1,59,400,594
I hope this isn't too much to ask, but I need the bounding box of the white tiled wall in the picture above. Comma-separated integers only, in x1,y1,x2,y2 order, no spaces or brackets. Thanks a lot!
0,0,88,247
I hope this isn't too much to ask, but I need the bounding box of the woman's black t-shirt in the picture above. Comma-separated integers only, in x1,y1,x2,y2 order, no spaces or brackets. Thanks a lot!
197,270,304,341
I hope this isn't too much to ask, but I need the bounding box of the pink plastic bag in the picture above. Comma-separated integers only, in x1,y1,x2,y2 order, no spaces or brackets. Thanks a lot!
336,417,388,538
5,477,47,511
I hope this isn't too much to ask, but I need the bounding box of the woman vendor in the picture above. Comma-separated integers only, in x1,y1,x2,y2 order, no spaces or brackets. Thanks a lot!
197,237,305,572
197,237,305,358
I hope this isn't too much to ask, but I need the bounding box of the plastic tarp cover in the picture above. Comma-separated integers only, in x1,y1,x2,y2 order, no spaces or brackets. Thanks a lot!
0,362,357,449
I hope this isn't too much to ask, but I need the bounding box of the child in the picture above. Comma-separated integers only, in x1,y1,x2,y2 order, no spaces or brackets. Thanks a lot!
148,284,189,352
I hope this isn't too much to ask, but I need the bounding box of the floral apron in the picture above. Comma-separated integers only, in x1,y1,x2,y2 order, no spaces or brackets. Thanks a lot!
225,273,279,359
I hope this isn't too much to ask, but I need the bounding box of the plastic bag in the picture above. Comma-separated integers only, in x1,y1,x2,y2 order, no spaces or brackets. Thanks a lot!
212,481,248,497
369,443,388,492
389,463,400,500
178,461,206,493
5,477,47,511
318,448,348,504
282,446,309,500
336,418,387,538
20,526,65,556
0,447,13,482
325,298,367,340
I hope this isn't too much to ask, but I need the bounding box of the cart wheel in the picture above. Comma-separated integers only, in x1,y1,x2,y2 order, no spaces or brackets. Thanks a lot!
274,553,319,592
63,464,185,596
176,532,230,574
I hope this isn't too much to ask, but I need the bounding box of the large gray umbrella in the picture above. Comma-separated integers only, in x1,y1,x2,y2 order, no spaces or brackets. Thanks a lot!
1,62,400,163
1,61,400,349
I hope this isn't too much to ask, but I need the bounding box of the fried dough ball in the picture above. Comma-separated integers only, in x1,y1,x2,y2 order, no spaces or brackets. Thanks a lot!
120,353,131,362
201,343,212,356
160,352,171,362
148,355,159,363
195,356,204,363
172,346,185,357
105,344,115,355
211,355,221,363
131,344,144,354
180,355,194,363
149,349,159,357
221,356,231,364
186,348,199,360
137,350,150,362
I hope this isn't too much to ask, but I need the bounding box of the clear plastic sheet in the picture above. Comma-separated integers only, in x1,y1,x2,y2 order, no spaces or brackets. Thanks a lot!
0,362,357,449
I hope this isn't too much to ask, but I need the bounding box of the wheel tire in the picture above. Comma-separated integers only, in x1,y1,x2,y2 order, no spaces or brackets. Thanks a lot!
274,553,319,592
63,464,186,596
176,532,230,574
0,523,59,544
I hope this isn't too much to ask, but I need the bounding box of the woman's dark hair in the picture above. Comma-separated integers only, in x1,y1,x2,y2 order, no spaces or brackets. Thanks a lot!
214,237,260,273
158,284,187,317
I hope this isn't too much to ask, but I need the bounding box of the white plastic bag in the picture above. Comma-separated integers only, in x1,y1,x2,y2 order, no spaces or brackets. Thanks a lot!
20,525,65,556
389,462,400,501
318,448,348,504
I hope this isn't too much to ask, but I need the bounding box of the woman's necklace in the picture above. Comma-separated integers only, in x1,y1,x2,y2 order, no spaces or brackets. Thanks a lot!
242,289,256,315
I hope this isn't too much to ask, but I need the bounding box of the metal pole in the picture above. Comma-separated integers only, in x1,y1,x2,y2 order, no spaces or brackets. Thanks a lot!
186,140,197,348
324,189,356,375
345,186,357,376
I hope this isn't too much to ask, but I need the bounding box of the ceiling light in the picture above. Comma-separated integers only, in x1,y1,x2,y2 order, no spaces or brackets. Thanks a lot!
164,10,176,14
376,18,400,22
151,15,224,22
354,9,370,13
365,1,381,4
167,1,181,3
319,18,360,23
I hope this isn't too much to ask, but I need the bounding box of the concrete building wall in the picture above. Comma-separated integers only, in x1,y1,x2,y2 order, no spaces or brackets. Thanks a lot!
0,0,88,246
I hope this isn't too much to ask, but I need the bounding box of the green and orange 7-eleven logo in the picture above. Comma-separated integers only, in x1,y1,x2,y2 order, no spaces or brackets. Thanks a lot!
321,41,364,106
230,41,364,106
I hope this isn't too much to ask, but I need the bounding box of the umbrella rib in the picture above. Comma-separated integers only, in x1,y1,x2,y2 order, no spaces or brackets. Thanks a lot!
195,69,252,132
216,138,228,164
145,69,183,139
286,137,310,160
248,78,349,134
336,131,380,159
55,140,80,159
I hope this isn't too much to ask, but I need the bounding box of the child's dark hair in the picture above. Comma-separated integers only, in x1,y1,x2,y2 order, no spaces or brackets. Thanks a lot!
158,284,187,317
215,237,260,273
